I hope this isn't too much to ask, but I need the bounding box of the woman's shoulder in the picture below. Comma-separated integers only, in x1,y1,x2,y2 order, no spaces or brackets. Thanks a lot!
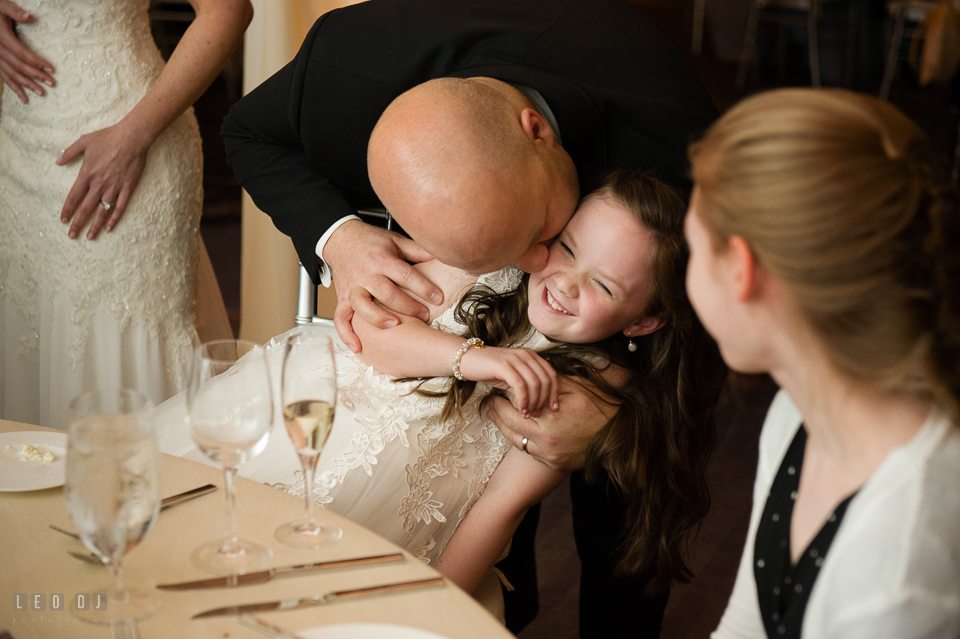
803,422,960,637
750,389,803,495
758,389,803,451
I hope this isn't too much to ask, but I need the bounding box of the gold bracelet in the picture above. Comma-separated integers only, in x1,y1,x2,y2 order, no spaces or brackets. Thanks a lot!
452,337,485,381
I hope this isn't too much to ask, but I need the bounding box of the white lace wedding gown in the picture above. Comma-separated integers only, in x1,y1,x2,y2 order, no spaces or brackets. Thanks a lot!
156,267,551,566
0,0,221,428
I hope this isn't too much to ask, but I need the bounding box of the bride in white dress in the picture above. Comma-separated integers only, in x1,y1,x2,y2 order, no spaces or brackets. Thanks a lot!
0,0,249,428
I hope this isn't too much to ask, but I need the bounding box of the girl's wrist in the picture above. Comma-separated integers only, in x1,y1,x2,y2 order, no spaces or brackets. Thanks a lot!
452,338,484,381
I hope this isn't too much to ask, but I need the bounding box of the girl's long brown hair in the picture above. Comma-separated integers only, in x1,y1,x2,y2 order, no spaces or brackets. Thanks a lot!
416,170,725,592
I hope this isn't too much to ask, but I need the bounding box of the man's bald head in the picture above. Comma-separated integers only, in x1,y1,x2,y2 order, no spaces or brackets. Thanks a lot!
368,77,579,274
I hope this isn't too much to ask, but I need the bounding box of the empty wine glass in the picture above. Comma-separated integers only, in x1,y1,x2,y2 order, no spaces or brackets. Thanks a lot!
65,389,160,624
186,339,273,574
274,327,342,548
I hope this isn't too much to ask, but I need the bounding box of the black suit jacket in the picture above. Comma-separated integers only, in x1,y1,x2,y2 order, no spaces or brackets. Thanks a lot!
222,0,717,282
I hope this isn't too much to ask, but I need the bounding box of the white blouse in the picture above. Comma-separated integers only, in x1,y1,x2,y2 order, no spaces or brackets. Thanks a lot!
713,390,960,639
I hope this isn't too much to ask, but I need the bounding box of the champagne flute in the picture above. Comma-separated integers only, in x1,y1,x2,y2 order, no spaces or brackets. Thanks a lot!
186,339,274,574
274,327,342,548
65,389,160,624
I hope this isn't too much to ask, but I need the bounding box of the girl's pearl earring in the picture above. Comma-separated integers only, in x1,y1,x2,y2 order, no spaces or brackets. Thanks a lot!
627,339,637,352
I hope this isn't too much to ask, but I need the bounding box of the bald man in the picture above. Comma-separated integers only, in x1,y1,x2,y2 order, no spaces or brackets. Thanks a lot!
367,77,579,275
222,0,717,635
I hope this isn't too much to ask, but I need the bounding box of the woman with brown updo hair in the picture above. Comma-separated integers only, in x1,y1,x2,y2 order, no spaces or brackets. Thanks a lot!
685,88,960,638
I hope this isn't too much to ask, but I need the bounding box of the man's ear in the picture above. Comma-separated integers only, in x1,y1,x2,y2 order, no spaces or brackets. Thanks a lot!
729,235,759,302
519,108,556,146
623,315,665,338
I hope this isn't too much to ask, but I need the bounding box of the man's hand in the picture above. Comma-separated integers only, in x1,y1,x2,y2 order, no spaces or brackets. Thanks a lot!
0,0,55,104
324,219,443,353
485,377,615,472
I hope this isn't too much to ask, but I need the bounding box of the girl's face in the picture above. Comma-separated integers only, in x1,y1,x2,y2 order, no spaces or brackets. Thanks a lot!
527,195,659,344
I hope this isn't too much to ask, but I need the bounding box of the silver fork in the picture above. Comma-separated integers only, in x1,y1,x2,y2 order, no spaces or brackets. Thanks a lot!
56,483,218,565
111,617,141,639
55,529,103,565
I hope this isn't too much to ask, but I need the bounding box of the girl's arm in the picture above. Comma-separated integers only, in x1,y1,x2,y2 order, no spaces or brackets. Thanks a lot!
434,446,569,594
353,263,559,415
58,0,253,240
351,259,480,377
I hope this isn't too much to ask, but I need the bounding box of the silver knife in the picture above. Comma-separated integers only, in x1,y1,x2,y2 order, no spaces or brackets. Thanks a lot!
237,616,308,639
51,484,218,540
158,553,405,590
159,483,218,510
191,576,446,619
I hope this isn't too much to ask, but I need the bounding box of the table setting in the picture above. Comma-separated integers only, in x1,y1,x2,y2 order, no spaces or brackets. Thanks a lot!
0,332,514,639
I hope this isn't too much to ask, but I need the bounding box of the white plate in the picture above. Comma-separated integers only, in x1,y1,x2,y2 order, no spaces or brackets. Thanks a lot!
299,624,450,639
0,431,67,491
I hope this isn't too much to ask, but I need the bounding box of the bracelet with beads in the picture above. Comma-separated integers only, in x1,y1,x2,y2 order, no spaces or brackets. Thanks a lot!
452,337,485,381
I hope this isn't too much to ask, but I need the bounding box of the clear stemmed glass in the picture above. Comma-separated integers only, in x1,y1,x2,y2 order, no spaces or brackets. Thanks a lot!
274,327,342,548
186,339,274,574
65,389,161,625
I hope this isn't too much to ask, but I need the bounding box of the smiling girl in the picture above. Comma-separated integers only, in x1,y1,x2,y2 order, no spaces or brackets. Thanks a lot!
340,169,724,606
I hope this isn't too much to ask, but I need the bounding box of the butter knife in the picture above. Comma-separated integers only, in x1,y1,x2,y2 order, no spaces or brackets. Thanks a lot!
191,576,446,619
158,553,405,591
51,484,218,540
237,616,308,639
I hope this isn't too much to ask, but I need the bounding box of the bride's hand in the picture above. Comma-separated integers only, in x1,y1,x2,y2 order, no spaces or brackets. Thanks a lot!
0,0,55,103
459,346,559,418
57,120,151,240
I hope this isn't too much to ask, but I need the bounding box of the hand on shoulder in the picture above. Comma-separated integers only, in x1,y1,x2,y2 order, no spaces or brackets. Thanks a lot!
324,220,442,352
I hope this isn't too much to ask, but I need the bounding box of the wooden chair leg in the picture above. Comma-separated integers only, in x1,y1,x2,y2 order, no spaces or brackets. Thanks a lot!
952,110,960,182
692,0,706,56
808,0,822,87
737,1,763,90
844,1,859,86
880,4,907,100
778,24,789,83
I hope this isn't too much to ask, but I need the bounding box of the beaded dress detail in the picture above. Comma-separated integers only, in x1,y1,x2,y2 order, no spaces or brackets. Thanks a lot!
155,267,551,566
0,0,203,427
281,267,551,564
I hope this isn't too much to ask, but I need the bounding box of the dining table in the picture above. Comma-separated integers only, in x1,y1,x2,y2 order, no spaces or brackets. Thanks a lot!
0,418,516,639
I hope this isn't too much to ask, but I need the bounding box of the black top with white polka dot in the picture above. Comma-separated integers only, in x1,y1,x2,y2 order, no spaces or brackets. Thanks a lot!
753,426,857,639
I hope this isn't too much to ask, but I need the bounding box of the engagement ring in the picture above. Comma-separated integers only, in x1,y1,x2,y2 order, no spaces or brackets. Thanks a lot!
100,199,114,211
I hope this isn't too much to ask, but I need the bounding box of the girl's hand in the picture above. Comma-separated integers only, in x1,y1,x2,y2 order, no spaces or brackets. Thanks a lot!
0,0,55,103
57,120,151,239
459,346,559,418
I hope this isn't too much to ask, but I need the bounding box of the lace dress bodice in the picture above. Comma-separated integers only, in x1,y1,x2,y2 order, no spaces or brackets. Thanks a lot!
154,267,551,566
8,0,164,133
280,267,553,564
0,0,201,386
